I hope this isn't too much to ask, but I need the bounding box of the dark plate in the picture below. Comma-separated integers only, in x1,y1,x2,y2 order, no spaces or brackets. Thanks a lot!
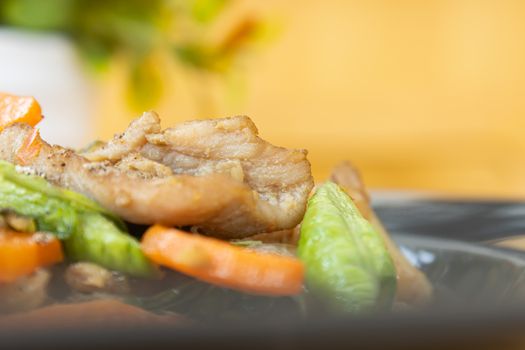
395,234,525,307
373,195,525,241
4,198,525,350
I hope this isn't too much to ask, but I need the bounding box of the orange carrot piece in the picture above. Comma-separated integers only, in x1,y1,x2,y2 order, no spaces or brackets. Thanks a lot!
0,92,43,130
0,229,63,283
141,225,304,296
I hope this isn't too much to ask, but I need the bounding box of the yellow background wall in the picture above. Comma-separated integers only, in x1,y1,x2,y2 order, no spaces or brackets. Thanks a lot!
96,0,525,198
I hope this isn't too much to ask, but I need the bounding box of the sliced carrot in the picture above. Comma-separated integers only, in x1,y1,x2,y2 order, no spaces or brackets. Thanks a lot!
141,225,304,296
0,92,43,130
16,128,43,165
0,229,63,283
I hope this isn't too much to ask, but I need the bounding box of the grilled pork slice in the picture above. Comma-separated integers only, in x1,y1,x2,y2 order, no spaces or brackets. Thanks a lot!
0,115,313,238
84,113,313,221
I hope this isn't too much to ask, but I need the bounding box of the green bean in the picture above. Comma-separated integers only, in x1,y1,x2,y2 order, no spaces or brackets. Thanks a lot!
298,181,396,313
65,213,158,278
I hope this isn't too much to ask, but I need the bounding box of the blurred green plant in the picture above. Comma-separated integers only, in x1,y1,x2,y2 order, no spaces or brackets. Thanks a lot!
0,0,266,111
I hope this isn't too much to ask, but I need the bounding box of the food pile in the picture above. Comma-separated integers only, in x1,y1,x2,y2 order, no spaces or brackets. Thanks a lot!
0,92,431,326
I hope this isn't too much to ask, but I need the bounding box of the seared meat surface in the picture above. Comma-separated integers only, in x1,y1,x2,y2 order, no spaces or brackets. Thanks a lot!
85,113,313,212
0,114,313,238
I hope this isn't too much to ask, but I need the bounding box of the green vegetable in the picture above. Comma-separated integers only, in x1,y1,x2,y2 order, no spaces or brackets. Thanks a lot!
65,213,158,278
0,160,157,278
298,181,396,313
